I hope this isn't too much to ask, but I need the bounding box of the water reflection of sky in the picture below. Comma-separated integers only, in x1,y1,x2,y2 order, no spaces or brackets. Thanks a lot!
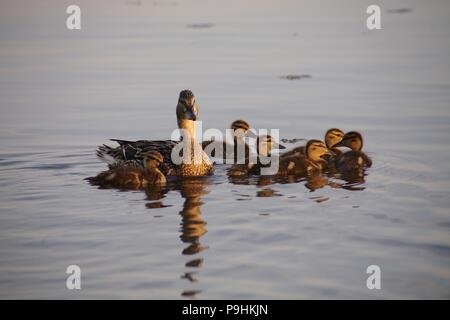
0,0,449,299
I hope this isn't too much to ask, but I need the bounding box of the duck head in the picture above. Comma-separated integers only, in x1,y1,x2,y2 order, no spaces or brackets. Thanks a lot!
306,139,333,162
176,90,199,128
143,151,164,170
324,128,344,148
333,131,364,151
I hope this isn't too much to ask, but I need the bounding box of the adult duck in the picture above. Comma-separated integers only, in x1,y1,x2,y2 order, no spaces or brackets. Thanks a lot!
96,90,214,177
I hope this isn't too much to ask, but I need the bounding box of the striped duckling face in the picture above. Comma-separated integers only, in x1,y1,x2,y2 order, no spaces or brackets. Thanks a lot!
230,119,250,139
325,128,344,148
306,140,333,162
176,89,199,123
334,131,364,151
143,151,164,170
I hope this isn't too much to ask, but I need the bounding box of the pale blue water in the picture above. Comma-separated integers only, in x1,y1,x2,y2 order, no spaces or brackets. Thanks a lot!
0,0,449,299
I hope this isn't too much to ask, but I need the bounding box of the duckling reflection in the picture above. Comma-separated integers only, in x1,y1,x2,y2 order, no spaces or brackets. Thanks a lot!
304,174,329,191
144,185,171,209
256,188,282,197
331,170,368,190
228,167,330,194
175,177,211,297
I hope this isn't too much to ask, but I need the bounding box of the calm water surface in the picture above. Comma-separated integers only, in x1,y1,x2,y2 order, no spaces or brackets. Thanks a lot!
0,0,449,298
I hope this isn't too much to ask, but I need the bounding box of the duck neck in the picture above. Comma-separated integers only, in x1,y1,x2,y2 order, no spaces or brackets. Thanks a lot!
178,119,197,144
178,119,205,165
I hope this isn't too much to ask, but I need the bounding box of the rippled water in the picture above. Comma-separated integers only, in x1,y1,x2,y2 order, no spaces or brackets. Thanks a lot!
1,0,450,299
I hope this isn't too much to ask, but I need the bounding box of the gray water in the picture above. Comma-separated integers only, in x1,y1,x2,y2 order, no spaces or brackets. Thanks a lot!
0,0,449,299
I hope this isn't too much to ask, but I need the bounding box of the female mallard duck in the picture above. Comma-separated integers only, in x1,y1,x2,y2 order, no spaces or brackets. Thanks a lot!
202,119,251,163
96,90,214,177
281,128,344,158
87,151,166,189
332,131,372,171
277,139,332,176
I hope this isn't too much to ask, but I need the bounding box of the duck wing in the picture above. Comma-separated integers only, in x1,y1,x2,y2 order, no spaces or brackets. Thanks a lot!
97,139,178,172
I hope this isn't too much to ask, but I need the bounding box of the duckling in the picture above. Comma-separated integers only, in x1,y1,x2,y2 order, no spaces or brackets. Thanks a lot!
277,140,332,176
281,128,344,158
96,90,214,177
87,151,166,189
332,131,372,171
229,134,284,176
324,128,345,156
202,119,251,163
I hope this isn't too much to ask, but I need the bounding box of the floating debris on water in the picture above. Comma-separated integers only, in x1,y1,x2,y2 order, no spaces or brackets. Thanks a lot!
281,138,307,143
387,8,413,14
280,74,312,80
187,23,214,29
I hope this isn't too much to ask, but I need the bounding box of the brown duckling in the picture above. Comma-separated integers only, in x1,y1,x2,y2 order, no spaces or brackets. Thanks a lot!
282,128,344,158
277,139,332,176
332,131,372,171
228,134,284,176
202,119,251,163
87,151,166,189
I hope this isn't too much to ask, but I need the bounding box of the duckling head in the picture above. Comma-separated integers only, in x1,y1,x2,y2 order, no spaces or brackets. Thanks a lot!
230,119,250,139
325,128,344,148
256,135,272,157
333,131,364,151
176,89,199,128
143,151,164,170
306,139,333,162
256,135,285,157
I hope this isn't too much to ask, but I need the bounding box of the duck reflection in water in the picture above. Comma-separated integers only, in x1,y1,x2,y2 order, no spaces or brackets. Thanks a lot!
327,168,368,191
144,177,211,297
227,159,369,194
172,177,211,297
178,178,210,297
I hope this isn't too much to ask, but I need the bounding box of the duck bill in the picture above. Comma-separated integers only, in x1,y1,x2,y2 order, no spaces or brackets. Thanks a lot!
320,149,334,160
186,109,197,121
332,140,346,148
272,141,286,149
245,130,258,139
